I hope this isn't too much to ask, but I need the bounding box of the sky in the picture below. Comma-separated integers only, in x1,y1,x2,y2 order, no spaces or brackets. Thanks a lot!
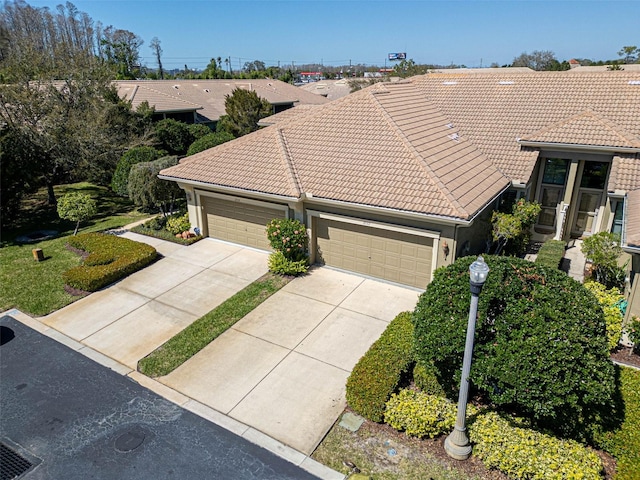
27,0,640,71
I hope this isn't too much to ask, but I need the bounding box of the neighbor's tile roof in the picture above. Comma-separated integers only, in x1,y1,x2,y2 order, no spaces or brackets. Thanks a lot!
115,79,329,122
161,81,509,220
410,71,640,183
624,188,640,248
258,104,321,126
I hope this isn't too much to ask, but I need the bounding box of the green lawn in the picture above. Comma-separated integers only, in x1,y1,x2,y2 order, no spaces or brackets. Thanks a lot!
0,183,148,316
138,273,291,377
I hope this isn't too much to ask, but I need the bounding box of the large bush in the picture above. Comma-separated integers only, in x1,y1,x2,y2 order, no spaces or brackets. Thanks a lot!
186,131,234,156
413,255,617,440
346,311,414,422
266,218,309,276
581,231,626,289
154,119,193,155
187,123,212,141
128,156,183,215
111,146,163,196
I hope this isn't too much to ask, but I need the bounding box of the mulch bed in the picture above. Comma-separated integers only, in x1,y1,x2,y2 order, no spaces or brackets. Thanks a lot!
611,346,640,369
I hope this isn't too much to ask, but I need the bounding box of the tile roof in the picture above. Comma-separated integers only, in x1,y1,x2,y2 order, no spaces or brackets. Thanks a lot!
410,71,640,183
609,153,640,192
115,79,329,123
161,81,509,220
624,188,640,248
519,110,640,149
258,104,321,126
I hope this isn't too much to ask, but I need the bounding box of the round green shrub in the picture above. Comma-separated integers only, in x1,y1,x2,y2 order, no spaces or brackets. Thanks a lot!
111,146,163,197
266,218,308,261
186,131,234,156
187,123,212,141
413,255,617,440
145,216,167,231
384,389,463,438
154,119,193,155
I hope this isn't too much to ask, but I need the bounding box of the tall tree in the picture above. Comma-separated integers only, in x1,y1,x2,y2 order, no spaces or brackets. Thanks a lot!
99,26,143,79
0,1,151,212
216,88,271,137
511,50,560,71
149,36,163,79
618,45,639,64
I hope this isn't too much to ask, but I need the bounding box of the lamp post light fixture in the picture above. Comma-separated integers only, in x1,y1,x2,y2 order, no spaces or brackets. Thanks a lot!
445,255,490,460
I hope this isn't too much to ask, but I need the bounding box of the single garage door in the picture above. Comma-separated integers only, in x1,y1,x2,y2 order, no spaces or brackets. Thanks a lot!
316,218,433,288
202,196,286,250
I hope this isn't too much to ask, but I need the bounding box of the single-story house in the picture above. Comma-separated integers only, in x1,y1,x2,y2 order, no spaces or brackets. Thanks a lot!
115,79,329,127
159,71,640,305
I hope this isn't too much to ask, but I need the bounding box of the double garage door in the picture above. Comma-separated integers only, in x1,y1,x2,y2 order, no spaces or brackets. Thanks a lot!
202,196,286,251
316,217,434,288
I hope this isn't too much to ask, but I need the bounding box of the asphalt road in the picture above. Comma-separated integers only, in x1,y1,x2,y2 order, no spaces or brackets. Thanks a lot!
0,315,320,480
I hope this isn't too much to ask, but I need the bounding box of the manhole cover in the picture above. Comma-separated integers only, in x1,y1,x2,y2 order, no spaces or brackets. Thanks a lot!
0,442,34,480
114,429,146,453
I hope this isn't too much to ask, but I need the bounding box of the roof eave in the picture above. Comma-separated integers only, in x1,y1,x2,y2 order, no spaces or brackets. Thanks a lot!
517,140,640,154
158,175,301,203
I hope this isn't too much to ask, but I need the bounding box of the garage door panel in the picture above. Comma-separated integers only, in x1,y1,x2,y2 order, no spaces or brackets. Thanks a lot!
316,218,434,288
203,197,285,250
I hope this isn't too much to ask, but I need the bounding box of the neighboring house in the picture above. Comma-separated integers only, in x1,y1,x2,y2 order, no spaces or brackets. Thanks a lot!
159,71,640,299
115,79,330,127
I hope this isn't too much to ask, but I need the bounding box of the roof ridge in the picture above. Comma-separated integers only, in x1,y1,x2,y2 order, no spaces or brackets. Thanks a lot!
276,128,302,197
369,84,468,217
133,84,203,108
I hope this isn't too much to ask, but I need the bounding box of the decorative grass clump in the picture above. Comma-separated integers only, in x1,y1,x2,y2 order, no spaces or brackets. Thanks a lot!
345,311,414,422
63,233,157,291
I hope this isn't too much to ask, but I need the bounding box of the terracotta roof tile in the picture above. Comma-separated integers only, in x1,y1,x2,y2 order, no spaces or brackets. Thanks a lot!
161,81,509,220
410,71,640,183
520,110,640,149
625,188,640,248
116,79,329,123
609,154,640,192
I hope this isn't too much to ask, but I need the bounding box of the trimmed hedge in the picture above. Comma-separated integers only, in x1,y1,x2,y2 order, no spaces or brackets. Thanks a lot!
469,411,603,480
413,361,446,397
595,366,640,480
534,239,565,270
63,233,157,291
384,389,463,439
346,311,414,422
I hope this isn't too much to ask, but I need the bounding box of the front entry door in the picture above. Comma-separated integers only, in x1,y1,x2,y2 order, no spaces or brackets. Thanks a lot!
570,161,608,237
571,190,602,237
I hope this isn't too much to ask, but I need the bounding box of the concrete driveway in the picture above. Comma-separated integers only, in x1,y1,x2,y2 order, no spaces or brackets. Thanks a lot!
9,233,420,472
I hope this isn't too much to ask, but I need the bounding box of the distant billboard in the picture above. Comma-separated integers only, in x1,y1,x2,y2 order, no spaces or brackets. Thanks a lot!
388,52,407,61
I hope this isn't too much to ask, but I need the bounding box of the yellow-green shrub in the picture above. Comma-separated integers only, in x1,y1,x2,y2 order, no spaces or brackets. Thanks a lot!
469,411,603,480
384,389,462,438
346,311,414,422
64,233,157,291
584,281,624,350
267,251,308,276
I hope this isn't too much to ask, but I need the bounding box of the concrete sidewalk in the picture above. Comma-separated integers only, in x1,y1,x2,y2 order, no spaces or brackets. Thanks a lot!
7,233,420,476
